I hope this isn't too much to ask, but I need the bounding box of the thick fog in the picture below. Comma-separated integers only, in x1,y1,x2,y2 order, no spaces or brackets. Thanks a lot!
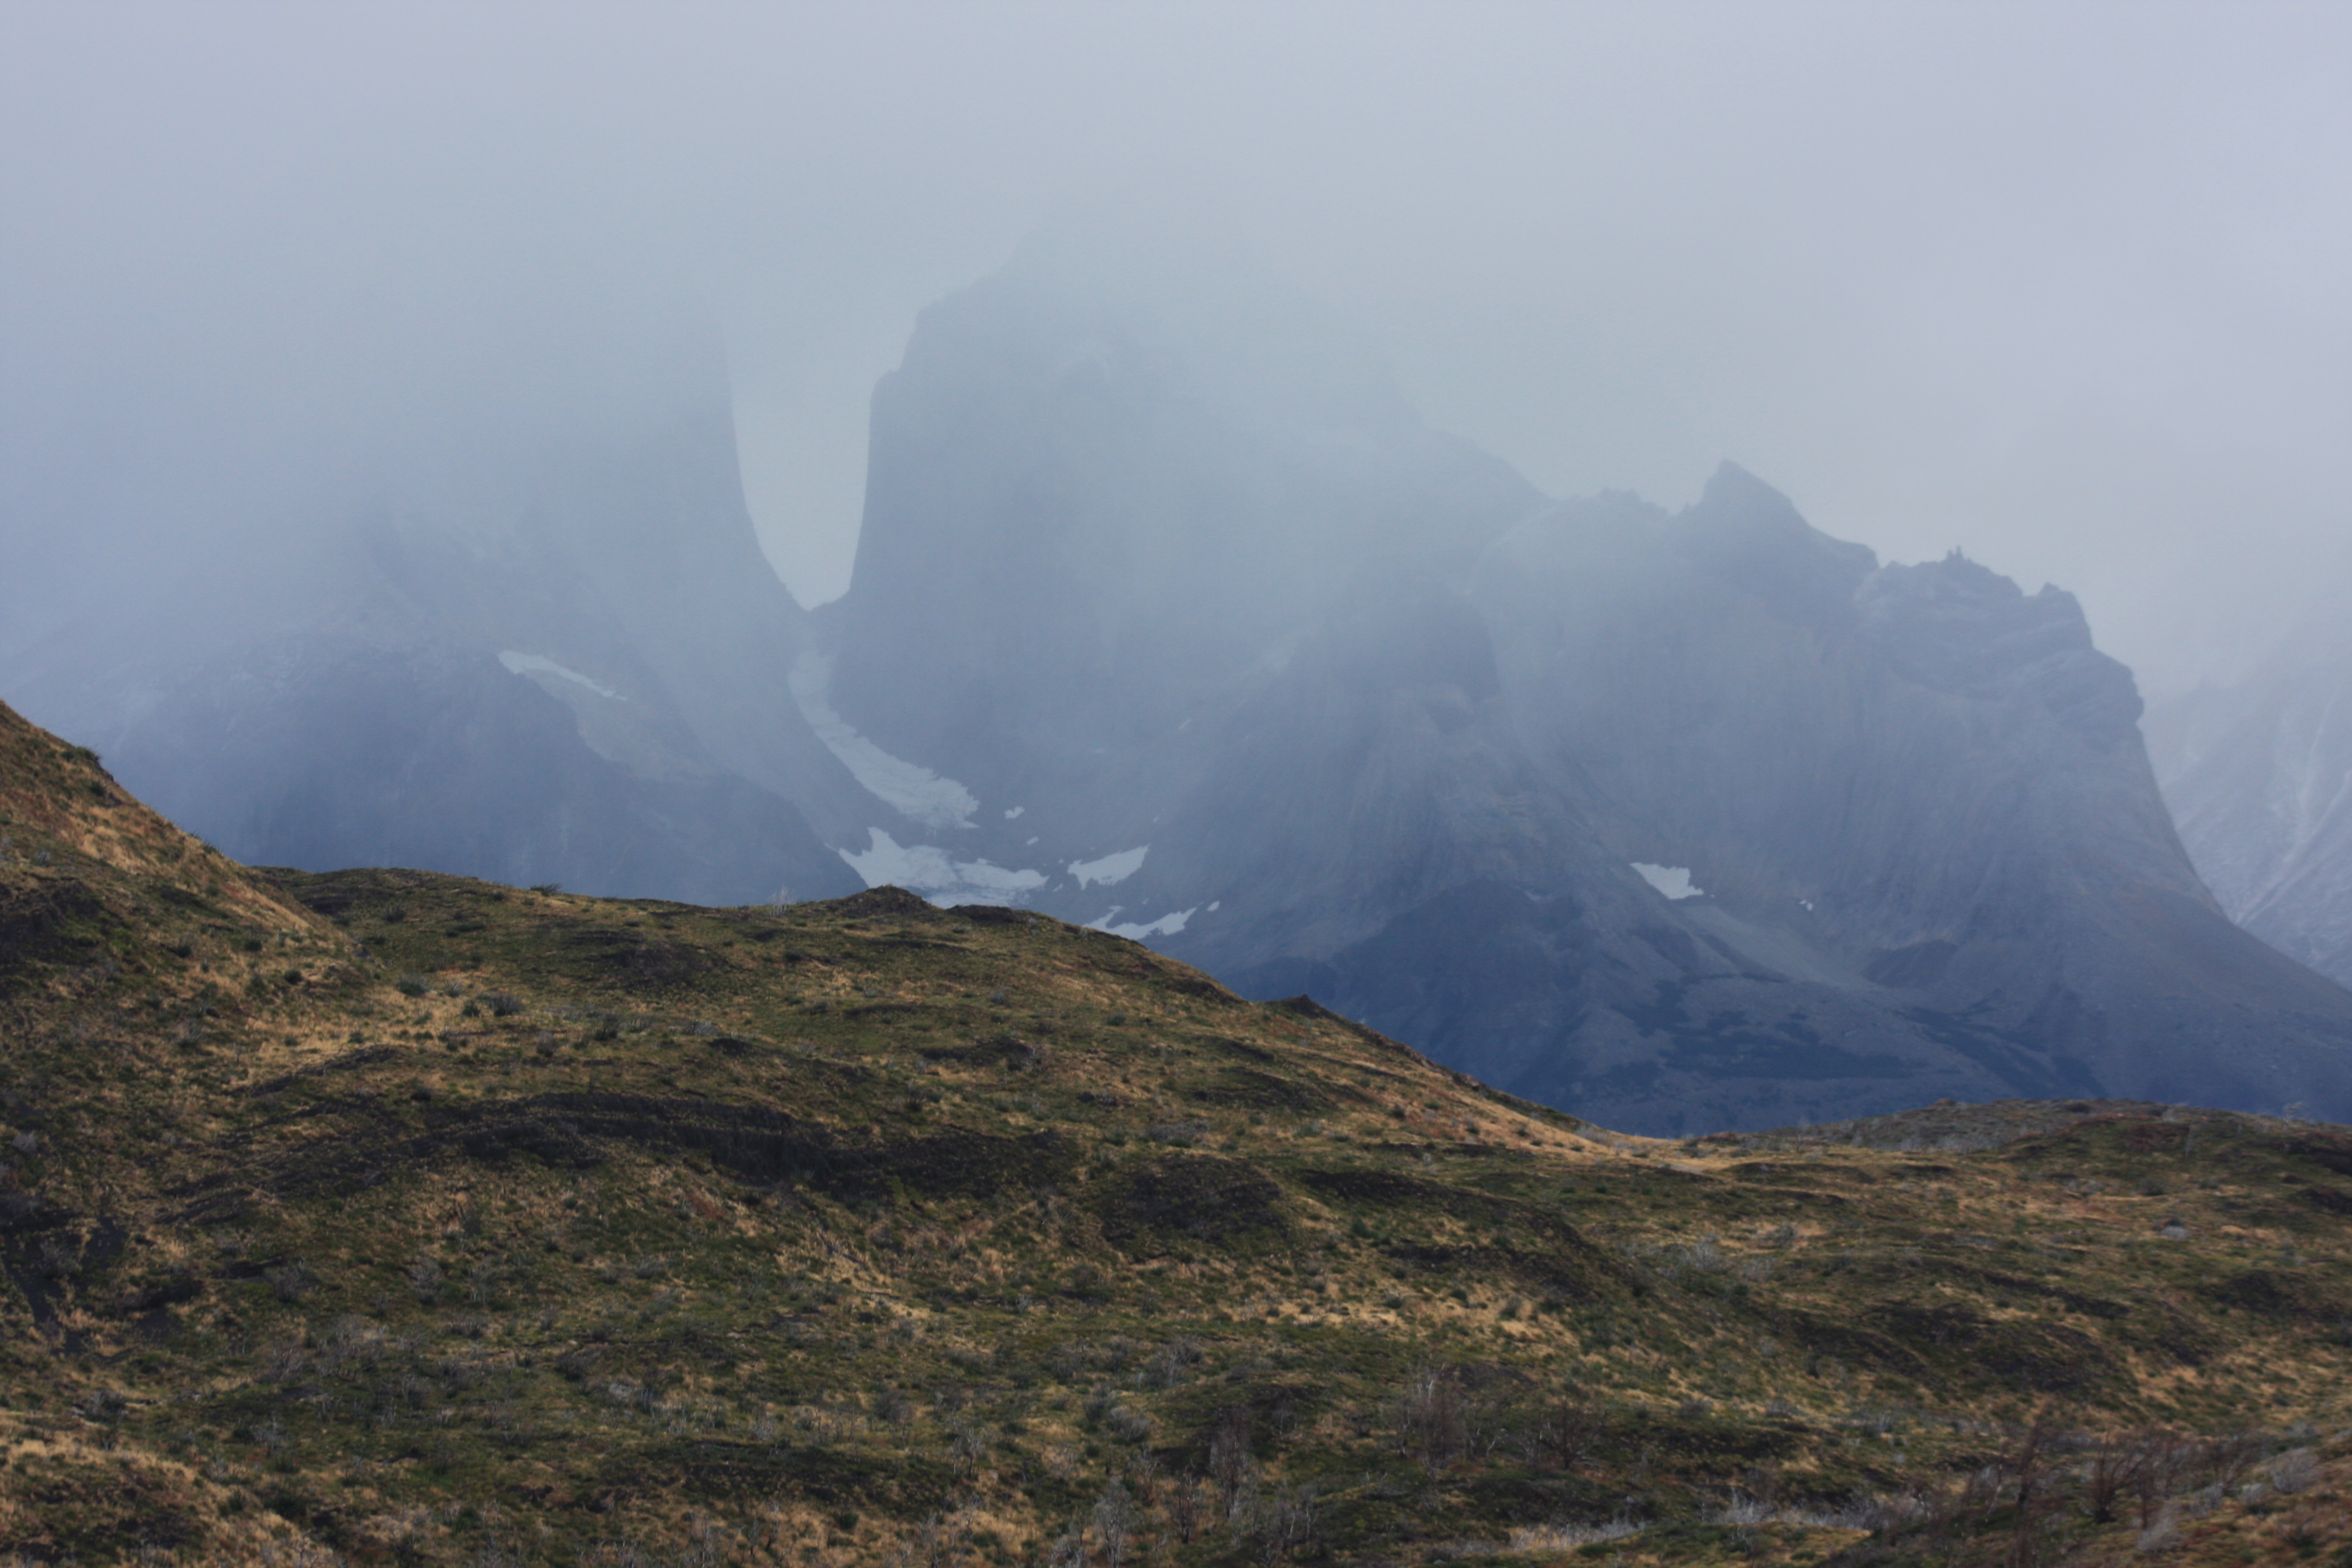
7,1,2351,697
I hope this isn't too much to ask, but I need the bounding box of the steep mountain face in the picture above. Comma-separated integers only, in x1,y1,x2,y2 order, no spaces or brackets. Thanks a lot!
13,232,2350,1130
3,330,866,907
1404,472,2349,1127
817,229,1543,891
2149,599,2352,991
820,240,2352,1131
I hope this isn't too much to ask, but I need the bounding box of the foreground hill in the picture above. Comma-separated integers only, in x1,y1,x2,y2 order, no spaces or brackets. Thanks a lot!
2,696,2349,1567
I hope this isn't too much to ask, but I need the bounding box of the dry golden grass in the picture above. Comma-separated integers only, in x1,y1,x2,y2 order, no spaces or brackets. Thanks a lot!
1,696,2348,1566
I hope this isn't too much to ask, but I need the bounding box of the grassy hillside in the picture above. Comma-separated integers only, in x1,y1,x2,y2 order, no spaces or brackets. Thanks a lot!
0,697,2348,1567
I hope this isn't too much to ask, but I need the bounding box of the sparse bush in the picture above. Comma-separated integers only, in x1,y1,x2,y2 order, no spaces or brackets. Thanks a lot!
1093,1478,1135,1568
265,1261,316,1302
2135,1504,2182,1554
1148,1335,1202,1388
2269,1447,2320,1494
1233,1481,1316,1566
261,1339,307,1383
321,1315,383,1371
394,973,428,998
1396,1366,1467,1475
31,1234,74,1278
483,991,523,1017
2084,1432,2141,1524
1529,1385,1601,1470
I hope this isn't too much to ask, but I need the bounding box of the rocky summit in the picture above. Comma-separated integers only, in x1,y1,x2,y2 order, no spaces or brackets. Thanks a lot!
2,698,2350,1566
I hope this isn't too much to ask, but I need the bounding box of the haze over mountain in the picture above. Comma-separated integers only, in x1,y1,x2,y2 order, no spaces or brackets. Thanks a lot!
10,5,2352,703
2,303,865,909
7,226,2350,1131
2149,583,2352,994
799,232,2352,1132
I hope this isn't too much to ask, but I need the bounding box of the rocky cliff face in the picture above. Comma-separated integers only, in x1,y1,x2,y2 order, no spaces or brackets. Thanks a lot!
2149,599,2352,994
815,237,2352,1131
823,228,1541,866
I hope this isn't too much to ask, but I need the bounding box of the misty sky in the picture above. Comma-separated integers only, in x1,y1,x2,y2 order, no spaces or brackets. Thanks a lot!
7,1,2350,697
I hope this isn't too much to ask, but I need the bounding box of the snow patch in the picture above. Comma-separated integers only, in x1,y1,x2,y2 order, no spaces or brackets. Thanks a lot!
838,830,1047,906
791,654,979,831
1070,845,1148,887
1005,806,1025,820
1207,901,1220,912
1088,906,1196,940
498,650,624,701
1632,863,1704,901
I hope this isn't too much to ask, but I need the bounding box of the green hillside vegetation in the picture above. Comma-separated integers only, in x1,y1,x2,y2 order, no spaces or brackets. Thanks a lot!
0,698,2348,1567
